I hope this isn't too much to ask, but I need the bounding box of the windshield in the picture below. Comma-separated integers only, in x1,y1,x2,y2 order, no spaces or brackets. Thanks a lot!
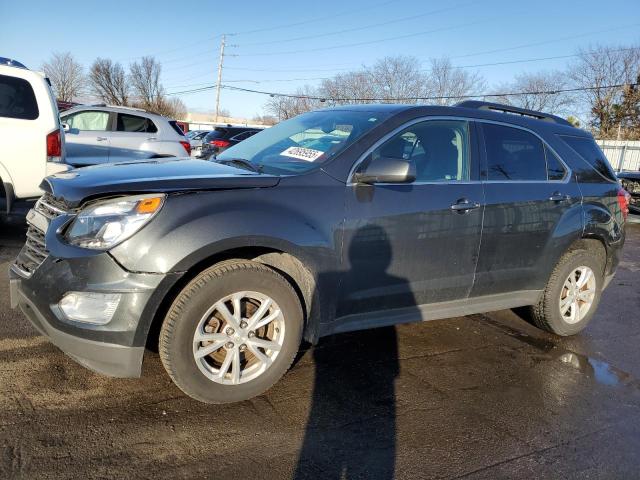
216,110,391,174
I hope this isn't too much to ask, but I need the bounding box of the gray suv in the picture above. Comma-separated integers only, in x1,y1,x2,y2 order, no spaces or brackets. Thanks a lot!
10,102,629,404
60,105,190,166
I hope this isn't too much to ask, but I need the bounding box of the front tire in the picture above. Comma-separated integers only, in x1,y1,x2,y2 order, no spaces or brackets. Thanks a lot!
530,247,604,336
159,260,303,403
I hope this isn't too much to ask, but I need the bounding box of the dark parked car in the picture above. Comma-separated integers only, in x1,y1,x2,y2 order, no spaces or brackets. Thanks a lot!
618,171,640,213
10,102,629,404
198,126,262,159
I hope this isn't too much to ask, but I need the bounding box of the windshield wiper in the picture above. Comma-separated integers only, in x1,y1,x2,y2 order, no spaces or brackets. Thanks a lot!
215,158,262,173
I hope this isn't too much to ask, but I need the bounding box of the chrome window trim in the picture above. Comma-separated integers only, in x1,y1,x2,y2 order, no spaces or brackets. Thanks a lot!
346,116,572,186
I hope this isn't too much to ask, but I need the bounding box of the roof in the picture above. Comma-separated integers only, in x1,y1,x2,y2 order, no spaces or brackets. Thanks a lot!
61,104,173,121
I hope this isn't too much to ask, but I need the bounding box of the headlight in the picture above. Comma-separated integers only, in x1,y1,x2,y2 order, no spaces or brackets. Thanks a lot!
66,194,165,249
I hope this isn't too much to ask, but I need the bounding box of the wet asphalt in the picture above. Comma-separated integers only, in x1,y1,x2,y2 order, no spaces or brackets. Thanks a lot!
0,216,639,480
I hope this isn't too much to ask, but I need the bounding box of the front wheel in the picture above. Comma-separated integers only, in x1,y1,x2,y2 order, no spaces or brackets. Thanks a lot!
159,260,303,403
530,247,604,336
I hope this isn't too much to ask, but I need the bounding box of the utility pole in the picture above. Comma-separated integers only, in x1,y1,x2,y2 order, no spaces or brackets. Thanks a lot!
214,34,226,124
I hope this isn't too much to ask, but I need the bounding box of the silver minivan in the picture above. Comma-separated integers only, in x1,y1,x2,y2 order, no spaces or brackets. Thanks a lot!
60,105,190,166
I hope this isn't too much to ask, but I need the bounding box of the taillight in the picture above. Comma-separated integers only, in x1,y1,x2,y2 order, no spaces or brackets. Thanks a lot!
209,139,230,148
617,187,630,220
46,129,62,162
180,140,191,156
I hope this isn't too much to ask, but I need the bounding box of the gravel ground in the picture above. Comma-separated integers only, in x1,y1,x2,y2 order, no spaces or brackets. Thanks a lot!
0,216,639,480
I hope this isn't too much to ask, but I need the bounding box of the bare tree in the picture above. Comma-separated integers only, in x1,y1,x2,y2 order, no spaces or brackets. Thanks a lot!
148,96,187,119
319,56,426,104
424,57,486,105
252,114,278,126
370,56,427,102
491,71,574,115
129,56,163,109
265,86,323,120
89,58,129,105
42,52,85,102
568,44,640,136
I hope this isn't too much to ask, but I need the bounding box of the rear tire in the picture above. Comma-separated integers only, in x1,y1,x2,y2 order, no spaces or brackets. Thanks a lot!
159,260,303,404
530,247,605,336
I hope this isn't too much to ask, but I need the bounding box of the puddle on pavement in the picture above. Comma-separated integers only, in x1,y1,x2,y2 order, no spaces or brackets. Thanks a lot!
474,314,637,389
558,352,633,387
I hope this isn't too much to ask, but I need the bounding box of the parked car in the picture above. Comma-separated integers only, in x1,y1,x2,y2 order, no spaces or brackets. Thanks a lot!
618,171,640,213
60,105,190,166
187,130,212,157
11,102,628,404
0,57,69,214
198,126,262,159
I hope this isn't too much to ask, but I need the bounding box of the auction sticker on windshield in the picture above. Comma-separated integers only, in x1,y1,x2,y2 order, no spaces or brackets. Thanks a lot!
280,146,325,162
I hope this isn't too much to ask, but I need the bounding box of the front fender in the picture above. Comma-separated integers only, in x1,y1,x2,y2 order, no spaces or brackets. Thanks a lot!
110,186,345,277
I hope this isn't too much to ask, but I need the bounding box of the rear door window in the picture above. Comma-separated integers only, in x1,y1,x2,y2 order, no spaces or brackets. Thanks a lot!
63,110,110,131
558,135,616,182
0,74,39,120
482,124,547,181
117,113,157,133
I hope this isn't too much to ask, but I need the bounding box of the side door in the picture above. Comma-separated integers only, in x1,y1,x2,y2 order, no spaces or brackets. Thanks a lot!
337,119,484,319
61,110,111,166
471,122,581,297
108,113,158,162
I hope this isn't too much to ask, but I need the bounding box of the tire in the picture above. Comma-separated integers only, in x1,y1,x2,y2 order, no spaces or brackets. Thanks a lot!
530,247,605,336
159,260,303,404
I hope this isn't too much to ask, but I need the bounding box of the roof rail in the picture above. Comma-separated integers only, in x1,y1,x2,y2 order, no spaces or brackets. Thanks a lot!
85,103,146,113
0,57,27,69
455,100,572,126
107,105,147,112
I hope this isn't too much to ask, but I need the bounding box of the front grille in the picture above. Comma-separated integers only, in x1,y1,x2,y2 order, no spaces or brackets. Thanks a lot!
13,193,72,277
14,226,48,275
36,193,70,219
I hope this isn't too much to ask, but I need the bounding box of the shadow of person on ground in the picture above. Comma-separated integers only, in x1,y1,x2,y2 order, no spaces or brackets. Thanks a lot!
294,224,418,479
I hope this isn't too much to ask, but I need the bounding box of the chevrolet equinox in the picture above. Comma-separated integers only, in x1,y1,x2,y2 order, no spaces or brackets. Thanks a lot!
10,101,629,403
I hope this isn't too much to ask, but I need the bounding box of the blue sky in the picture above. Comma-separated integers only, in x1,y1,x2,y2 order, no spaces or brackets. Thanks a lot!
2,0,639,119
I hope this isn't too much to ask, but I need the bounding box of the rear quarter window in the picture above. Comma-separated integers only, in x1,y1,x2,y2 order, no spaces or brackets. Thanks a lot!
169,120,186,136
558,135,617,182
0,74,39,120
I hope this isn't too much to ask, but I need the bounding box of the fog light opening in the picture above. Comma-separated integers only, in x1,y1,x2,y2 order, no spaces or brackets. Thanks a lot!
58,292,121,325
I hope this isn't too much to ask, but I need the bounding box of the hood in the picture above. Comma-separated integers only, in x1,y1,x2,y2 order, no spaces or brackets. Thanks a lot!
42,159,280,207
618,171,640,180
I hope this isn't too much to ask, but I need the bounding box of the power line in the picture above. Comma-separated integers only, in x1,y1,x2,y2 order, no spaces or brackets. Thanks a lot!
235,19,489,57
224,0,399,36
236,2,477,47
113,0,399,64
164,47,640,89
451,23,640,59
217,82,639,103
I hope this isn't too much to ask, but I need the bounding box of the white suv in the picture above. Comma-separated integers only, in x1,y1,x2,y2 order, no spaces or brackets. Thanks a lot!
0,57,69,214
60,105,191,166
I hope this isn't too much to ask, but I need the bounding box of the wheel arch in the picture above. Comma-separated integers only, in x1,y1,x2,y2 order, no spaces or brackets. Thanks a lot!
142,245,320,356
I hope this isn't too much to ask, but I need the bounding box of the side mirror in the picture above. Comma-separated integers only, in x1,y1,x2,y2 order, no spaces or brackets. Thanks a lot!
61,123,70,132
353,156,416,184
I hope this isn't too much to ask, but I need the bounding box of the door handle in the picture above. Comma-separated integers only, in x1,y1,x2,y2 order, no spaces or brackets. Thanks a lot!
96,136,108,141
450,199,481,213
147,137,157,141
549,192,570,202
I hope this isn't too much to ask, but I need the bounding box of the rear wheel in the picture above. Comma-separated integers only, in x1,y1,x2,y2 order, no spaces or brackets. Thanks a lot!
530,247,604,336
159,260,303,403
